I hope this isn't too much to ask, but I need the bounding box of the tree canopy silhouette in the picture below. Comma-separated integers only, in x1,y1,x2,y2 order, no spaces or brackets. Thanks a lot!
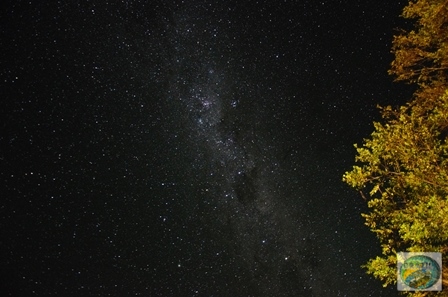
343,0,448,295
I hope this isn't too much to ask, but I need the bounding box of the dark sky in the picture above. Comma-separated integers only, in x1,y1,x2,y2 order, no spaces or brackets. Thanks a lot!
2,0,414,296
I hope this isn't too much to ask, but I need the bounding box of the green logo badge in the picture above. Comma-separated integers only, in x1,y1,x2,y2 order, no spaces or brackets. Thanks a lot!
397,252,442,291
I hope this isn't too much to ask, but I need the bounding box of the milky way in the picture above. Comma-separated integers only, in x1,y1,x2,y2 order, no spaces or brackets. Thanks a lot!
160,4,326,296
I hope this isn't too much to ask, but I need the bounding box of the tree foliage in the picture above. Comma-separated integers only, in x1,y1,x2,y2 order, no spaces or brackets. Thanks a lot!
390,0,448,86
343,0,448,295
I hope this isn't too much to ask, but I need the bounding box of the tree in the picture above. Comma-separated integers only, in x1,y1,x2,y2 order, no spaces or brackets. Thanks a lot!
343,0,448,295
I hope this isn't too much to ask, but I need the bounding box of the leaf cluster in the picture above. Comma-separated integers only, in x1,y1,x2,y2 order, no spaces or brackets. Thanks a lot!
344,93,448,295
390,0,448,87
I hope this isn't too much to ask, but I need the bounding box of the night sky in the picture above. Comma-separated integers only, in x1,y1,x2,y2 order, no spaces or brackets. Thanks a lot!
2,1,415,296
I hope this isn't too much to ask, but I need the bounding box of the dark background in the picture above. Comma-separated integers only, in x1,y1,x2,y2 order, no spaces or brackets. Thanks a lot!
1,0,414,296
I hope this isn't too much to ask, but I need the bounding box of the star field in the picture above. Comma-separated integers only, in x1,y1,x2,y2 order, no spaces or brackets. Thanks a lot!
1,0,413,296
